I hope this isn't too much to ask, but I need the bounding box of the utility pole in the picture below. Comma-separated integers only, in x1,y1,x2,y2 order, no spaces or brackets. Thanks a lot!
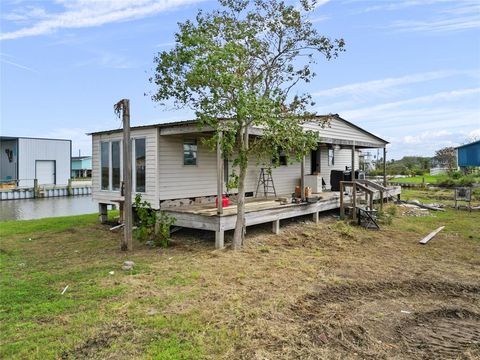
114,99,133,251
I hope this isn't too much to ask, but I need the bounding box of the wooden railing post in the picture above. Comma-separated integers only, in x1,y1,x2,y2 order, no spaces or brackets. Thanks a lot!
340,182,345,220
33,178,38,198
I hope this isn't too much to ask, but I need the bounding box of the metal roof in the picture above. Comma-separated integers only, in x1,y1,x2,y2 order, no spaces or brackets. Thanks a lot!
455,139,480,149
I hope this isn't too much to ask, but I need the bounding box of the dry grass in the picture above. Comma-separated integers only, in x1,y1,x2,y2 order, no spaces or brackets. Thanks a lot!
1,192,479,359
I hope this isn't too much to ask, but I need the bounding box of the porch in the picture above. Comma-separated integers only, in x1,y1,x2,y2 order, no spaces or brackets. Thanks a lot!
164,185,401,249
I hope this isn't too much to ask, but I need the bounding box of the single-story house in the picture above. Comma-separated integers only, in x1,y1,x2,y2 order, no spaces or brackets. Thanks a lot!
72,156,92,178
89,114,388,210
0,136,71,187
456,140,480,170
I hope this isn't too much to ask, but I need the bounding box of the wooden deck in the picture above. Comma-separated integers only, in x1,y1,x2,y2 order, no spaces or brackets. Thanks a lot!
164,186,401,249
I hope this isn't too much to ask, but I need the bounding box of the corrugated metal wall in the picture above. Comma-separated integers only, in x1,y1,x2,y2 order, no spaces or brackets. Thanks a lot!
0,139,17,180
458,142,480,167
18,138,71,187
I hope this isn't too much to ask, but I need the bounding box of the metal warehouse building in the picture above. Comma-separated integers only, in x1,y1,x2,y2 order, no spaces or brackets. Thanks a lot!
456,140,480,169
0,137,72,187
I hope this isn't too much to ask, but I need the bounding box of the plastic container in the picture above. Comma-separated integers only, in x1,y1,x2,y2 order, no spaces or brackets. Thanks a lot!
215,195,230,208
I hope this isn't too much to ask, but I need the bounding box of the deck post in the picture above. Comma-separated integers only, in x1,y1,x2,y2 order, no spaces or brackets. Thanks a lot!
272,219,280,234
215,230,224,249
352,142,357,221
99,203,108,223
217,131,224,215
313,212,319,223
383,147,387,187
340,182,345,220
301,155,305,201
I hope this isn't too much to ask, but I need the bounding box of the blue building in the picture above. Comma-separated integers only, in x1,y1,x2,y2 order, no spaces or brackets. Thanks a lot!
71,156,92,178
456,140,480,170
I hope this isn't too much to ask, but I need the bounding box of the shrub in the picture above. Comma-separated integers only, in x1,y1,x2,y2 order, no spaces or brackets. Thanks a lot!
133,195,176,247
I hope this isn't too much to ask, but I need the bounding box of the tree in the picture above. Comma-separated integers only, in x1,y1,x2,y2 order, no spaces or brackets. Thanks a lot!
150,0,345,249
433,146,456,172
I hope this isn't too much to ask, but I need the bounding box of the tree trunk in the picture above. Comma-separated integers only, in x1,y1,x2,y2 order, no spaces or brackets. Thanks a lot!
232,124,249,249
232,162,246,249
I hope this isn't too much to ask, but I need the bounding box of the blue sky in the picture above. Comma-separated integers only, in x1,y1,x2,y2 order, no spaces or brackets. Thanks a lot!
1,0,479,159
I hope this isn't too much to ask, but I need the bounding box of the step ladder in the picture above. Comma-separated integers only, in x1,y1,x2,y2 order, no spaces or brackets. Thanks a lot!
255,168,277,198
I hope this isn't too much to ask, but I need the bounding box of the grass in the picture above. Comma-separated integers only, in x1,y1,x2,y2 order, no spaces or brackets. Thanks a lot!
388,174,448,184
1,189,479,359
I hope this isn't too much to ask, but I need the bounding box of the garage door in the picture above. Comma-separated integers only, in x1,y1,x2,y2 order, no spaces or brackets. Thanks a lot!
36,160,55,185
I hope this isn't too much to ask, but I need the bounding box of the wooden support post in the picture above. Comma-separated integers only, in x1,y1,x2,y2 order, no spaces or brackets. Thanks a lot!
352,185,357,221
99,203,108,223
217,131,224,215
370,193,374,210
115,99,133,251
33,178,38,198
272,219,280,234
380,190,384,211
301,155,305,201
383,147,387,187
340,182,345,220
352,142,357,221
215,230,224,249
67,178,72,196
313,212,319,223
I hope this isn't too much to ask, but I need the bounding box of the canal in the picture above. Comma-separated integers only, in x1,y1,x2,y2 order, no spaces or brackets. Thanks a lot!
0,195,98,221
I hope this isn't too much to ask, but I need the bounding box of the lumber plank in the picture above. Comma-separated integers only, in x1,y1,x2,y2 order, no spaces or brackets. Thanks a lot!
419,226,445,245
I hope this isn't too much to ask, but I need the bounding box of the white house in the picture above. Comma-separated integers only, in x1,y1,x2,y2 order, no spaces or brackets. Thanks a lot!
89,114,388,210
0,136,72,187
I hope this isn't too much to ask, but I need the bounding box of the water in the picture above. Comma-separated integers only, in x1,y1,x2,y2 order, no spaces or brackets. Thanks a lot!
0,195,98,221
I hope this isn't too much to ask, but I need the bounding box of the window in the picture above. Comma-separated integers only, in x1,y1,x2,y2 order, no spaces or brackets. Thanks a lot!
328,148,335,166
183,139,197,165
272,148,288,166
111,141,121,191
101,142,109,190
101,140,121,191
135,138,146,192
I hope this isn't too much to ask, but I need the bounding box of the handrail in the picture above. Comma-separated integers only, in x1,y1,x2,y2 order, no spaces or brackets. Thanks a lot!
340,181,374,194
356,179,389,192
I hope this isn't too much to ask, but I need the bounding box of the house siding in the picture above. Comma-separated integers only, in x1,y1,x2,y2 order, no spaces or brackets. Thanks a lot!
304,118,385,146
92,128,158,208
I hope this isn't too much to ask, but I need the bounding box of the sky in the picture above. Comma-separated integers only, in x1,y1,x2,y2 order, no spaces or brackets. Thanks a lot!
1,0,479,159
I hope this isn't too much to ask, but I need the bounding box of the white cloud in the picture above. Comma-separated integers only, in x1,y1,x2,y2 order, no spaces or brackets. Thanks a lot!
403,130,452,144
390,15,480,33
1,0,204,41
313,70,460,98
341,88,480,120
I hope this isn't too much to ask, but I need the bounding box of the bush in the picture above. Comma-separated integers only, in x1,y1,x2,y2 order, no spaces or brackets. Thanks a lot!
133,195,176,247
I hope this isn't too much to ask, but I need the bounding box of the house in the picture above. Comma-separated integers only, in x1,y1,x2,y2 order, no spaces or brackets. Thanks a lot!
456,140,480,171
89,114,399,247
90,115,388,208
0,136,71,187
72,156,92,178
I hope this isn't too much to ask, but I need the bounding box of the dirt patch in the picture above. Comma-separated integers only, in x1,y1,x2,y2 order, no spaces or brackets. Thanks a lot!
298,280,480,307
61,321,132,359
286,280,480,359
399,308,480,359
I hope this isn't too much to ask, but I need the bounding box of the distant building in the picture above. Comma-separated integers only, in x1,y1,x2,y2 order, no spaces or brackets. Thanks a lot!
456,140,480,171
71,156,92,178
0,136,71,187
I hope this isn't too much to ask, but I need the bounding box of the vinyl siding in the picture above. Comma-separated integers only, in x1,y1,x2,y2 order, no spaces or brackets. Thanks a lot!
304,118,385,146
158,134,217,200
92,128,158,208
17,138,71,187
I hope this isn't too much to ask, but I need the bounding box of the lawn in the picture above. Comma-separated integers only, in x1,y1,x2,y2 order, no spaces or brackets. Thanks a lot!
388,174,448,184
1,189,479,359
